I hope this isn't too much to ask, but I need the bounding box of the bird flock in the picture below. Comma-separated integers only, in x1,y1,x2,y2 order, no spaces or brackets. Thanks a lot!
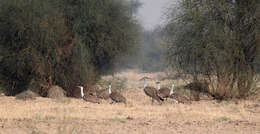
77,76,179,105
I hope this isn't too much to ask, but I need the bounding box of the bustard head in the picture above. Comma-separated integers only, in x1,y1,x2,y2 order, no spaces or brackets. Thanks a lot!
139,77,152,89
170,84,175,95
77,86,84,98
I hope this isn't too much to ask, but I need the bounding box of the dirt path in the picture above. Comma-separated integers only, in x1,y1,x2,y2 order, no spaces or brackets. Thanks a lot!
0,70,259,134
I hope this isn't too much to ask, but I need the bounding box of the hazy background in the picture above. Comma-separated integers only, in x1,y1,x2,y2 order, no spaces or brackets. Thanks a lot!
137,0,172,29
116,0,175,72
115,0,173,72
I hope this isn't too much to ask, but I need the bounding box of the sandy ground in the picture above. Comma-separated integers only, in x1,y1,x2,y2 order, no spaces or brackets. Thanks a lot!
0,70,259,134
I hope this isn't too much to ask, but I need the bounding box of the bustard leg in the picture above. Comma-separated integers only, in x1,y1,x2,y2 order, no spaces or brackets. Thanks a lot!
152,98,154,105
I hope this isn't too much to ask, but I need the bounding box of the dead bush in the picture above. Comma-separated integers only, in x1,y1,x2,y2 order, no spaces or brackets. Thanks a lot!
184,81,211,101
15,90,39,100
47,86,66,99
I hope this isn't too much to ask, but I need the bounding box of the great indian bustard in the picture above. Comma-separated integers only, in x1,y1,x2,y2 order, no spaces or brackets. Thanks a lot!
157,83,178,103
77,86,100,104
140,77,163,105
108,84,127,104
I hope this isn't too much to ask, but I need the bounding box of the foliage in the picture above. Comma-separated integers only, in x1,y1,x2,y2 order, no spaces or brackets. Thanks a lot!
0,0,67,95
0,0,140,95
164,0,260,99
62,0,140,73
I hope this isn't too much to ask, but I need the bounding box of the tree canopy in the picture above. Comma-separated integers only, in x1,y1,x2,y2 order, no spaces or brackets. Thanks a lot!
0,0,140,95
164,0,260,99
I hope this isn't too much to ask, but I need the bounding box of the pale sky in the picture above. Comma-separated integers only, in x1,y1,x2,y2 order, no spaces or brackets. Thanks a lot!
137,0,173,30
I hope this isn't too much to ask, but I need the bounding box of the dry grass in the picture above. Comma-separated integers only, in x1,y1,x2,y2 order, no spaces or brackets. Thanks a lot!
0,69,259,134
101,69,189,90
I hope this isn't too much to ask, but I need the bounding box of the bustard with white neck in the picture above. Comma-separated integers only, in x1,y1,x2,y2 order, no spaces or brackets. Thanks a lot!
108,84,126,104
158,83,175,101
77,86,100,104
140,77,163,105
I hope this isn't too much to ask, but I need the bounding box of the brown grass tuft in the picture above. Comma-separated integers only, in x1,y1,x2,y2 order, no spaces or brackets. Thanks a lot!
15,90,39,100
47,86,66,99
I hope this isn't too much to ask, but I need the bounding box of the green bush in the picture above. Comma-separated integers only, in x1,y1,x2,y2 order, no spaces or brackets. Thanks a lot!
0,0,140,95
164,0,260,99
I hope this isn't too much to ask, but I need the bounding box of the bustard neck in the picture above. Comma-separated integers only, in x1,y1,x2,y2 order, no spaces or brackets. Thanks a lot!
170,84,174,95
157,82,160,90
78,86,84,98
143,79,147,88
108,85,112,94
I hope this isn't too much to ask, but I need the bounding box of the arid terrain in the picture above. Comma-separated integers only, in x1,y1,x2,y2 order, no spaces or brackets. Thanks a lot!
0,70,259,134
